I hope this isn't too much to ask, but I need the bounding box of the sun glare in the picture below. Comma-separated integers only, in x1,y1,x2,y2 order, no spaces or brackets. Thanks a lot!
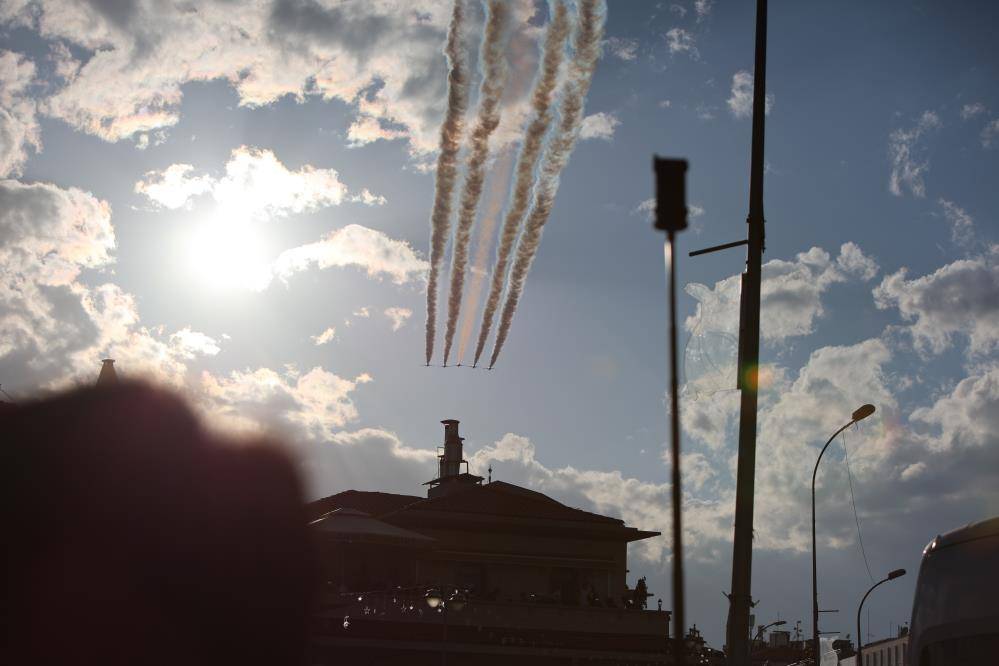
187,219,272,291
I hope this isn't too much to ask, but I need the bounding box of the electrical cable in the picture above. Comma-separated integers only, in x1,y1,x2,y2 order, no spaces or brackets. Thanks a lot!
842,427,874,583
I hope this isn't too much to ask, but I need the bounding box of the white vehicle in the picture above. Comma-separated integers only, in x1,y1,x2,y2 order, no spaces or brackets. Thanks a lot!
908,516,999,665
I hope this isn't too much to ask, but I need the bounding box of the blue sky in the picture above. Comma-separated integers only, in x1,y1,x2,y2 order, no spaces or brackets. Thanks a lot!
2,0,997,648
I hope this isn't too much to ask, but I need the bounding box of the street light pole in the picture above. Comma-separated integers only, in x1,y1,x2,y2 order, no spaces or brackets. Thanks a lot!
811,404,875,663
856,569,906,666
725,1,767,662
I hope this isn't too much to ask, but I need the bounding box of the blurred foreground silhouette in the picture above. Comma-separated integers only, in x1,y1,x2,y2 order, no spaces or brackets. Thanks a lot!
4,381,315,666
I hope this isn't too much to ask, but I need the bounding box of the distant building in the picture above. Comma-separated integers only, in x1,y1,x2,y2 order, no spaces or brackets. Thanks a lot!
839,628,908,666
308,419,673,664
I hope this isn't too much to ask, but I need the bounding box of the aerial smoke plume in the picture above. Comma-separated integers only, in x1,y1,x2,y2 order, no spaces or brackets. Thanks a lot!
488,0,606,369
456,149,514,362
425,0,469,365
472,1,572,368
442,0,511,366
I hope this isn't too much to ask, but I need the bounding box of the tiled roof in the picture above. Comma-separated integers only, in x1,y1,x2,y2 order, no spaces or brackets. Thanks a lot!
389,481,623,525
307,489,422,522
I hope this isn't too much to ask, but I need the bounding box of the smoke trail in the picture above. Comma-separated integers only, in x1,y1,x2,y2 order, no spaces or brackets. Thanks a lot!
456,149,515,362
442,0,511,366
471,1,571,367
489,0,606,369
425,0,470,365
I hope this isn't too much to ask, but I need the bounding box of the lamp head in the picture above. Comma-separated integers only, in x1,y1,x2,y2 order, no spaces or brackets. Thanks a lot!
852,404,876,423
888,568,906,580
774,620,787,627
425,588,442,608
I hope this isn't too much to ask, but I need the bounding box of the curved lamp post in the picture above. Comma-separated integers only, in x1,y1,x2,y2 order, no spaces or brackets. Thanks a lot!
811,404,876,662
425,587,466,666
754,619,787,642
856,569,906,666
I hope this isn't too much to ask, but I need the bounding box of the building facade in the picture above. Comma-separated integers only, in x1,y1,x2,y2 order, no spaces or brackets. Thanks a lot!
308,419,671,664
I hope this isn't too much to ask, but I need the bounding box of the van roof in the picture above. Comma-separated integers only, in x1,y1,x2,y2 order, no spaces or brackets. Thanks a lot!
931,515,999,552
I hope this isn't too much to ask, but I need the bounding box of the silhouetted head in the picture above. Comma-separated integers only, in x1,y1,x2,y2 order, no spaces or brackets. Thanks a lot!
3,381,315,666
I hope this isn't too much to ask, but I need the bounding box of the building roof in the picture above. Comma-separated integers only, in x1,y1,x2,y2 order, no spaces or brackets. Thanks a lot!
383,481,660,543
310,508,434,546
306,483,660,543
401,481,622,524
307,489,422,522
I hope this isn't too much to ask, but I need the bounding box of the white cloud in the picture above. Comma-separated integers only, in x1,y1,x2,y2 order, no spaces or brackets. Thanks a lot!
695,103,716,121
384,306,413,331
0,0,541,158
0,50,41,178
658,100,672,109
136,146,381,218
960,102,986,120
134,163,214,209
633,198,704,224
199,366,370,441
0,179,220,390
982,118,999,149
888,111,941,197
271,223,428,286
910,363,999,453
694,0,714,21
665,28,698,59
874,247,999,356
347,116,407,147
605,37,639,62
356,188,388,206
938,198,975,246
685,243,880,346
727,70,774,119
579,112,620,141
311,327,337,346
353,307,371,318
169,327,221,358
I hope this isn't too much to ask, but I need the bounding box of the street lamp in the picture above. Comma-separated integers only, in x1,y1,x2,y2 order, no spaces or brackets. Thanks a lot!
811,404,876,662
754,619,786,642
856,569,906,666
425,587,466,666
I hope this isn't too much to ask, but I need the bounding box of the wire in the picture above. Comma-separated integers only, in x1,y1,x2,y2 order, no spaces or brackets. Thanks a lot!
842,427,874,583
0,384,17,404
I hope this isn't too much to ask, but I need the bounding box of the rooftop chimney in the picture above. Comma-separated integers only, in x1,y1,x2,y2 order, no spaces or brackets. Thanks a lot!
426,419,483,498
96,359,118,387
439,419,464,479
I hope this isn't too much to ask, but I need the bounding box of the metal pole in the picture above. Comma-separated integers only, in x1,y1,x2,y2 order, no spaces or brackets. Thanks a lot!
667,231,686,666
725,0,767,664
811,421,852,663
856,577,888,666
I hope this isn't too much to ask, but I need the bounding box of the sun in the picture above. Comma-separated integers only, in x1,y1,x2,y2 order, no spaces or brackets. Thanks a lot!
186,219,272,291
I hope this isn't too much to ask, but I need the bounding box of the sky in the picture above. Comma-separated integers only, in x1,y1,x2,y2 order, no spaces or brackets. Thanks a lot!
2,0,998,649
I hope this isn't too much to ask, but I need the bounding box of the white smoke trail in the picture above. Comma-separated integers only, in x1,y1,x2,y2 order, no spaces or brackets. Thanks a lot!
472,1,571,368
442,0,511,366
489,0,606,369
456,149,514,363
425,0,470,365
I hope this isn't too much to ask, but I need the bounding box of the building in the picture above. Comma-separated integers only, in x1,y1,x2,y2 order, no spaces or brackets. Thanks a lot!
839,628,909,666
308,419,672,665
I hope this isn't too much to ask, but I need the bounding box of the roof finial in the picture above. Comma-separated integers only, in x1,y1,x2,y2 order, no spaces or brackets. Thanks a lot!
488,464,492,483
97,358,118,387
